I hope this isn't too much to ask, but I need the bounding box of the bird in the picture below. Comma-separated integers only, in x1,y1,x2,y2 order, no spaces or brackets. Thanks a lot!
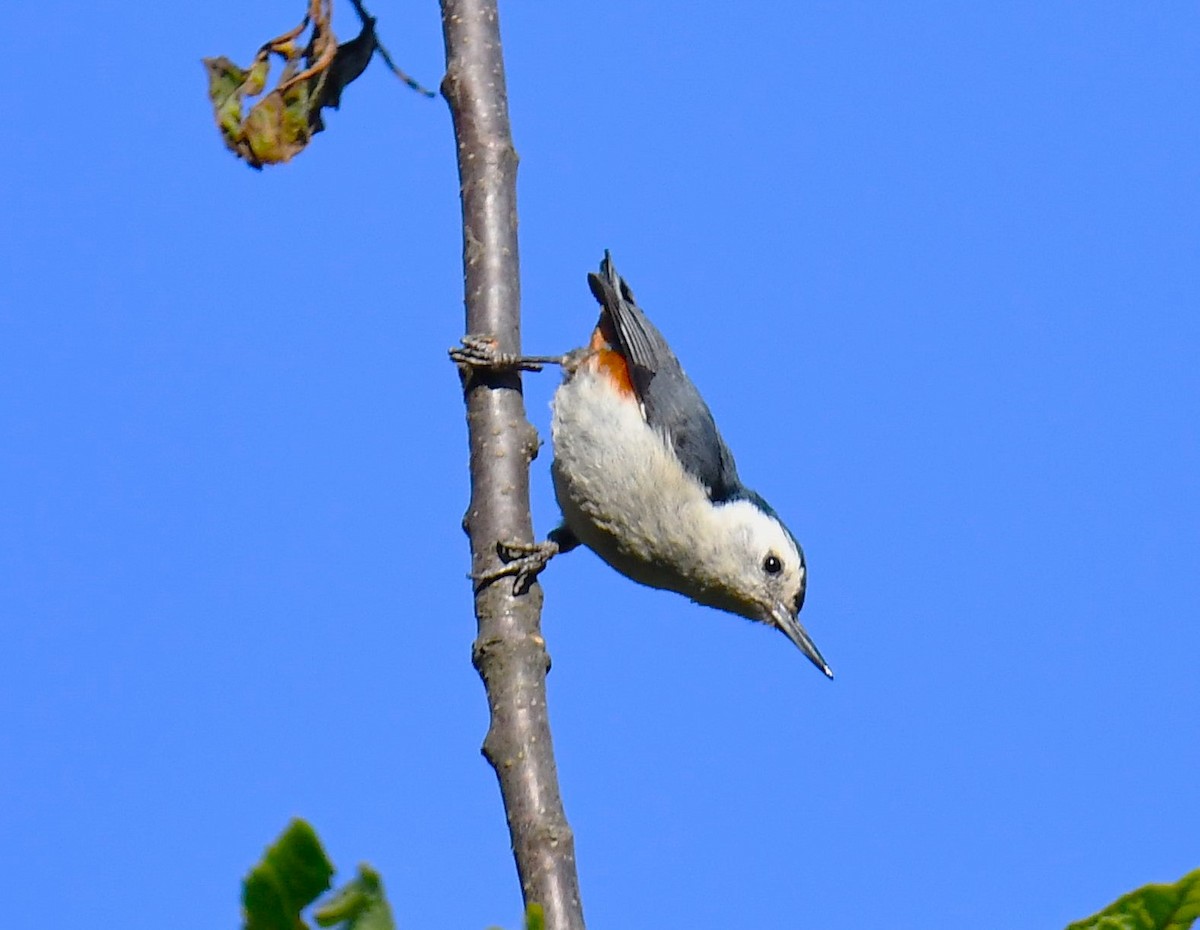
454,251,831,678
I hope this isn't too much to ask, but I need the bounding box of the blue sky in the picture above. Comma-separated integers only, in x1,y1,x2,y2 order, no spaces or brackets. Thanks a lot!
2,2,1197,928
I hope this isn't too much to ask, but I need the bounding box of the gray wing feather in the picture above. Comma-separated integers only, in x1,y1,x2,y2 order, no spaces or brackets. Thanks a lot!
587,252,744,502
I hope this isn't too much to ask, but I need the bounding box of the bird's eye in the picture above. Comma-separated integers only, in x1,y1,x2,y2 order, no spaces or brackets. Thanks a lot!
763,553,783,575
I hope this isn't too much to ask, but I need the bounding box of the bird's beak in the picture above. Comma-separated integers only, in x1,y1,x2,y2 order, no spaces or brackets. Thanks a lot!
770,603,834,679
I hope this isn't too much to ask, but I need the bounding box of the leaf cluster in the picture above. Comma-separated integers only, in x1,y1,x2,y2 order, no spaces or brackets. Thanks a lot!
202,0,432,168
242,819,545,930
1068,867,1200,930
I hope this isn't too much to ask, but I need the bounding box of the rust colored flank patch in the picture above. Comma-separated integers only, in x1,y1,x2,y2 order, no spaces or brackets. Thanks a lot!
587,317,636,398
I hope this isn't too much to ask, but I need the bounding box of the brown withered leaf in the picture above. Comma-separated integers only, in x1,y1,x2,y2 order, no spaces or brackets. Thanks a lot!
202,0,432,169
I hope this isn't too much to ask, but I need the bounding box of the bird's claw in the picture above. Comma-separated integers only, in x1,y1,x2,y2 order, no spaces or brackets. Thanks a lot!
472,539,561,594
450,335,559,373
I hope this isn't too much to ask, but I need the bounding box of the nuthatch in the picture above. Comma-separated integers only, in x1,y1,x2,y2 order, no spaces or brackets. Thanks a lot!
455,252,831,678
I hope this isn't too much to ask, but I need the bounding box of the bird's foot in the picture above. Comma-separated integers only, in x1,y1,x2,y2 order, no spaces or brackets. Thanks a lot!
450,335,564,373
471,539,561,594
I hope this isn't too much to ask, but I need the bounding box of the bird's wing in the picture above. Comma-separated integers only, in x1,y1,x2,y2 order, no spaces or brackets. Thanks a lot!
586,251,743,502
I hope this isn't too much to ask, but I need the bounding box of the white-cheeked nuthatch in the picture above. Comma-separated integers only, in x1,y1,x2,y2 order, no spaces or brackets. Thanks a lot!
456,251,832,678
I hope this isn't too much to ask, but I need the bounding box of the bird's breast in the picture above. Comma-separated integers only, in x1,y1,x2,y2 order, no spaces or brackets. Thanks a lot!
550,368,715,595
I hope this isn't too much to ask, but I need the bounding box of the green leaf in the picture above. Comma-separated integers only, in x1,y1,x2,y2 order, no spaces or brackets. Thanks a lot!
1068,867,1200,930
524,902,545,930
242,818,335,930
314,863,395,930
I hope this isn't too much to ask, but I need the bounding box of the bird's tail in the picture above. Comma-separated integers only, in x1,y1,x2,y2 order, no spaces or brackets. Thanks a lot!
585,250,663,378
587,249,636,311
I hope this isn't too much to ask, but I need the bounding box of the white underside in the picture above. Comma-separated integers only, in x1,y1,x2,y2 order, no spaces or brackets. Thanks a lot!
550,367,764,614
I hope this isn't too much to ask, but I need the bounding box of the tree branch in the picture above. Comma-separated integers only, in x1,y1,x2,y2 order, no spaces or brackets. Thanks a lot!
439,3,586,928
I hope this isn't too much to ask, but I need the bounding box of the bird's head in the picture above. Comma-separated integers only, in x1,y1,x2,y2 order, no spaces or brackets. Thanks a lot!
699,493,832,678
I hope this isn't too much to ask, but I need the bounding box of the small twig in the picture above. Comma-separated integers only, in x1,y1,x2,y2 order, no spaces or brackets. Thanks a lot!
263,16,310,55
373,37,437,97
348,0,437,97
278,0,337,94
278,39,338,94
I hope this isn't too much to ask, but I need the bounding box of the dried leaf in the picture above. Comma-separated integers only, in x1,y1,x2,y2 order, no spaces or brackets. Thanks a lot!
202,0,431,169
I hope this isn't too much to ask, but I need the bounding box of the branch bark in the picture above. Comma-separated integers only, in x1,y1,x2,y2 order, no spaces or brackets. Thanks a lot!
439,3,586,928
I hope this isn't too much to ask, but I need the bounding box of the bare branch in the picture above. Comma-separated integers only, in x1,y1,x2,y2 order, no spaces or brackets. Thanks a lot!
439,3,586,928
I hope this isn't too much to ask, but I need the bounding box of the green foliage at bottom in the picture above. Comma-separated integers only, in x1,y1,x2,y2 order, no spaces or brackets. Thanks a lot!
243,819,335,930
1068,868,1200,930
242,820,393,930
315,864,395,930
485,902,544,930
245,819,547,930
243,820,1197,930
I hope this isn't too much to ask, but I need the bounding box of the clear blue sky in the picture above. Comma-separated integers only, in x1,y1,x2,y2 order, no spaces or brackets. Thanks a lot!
2,2,1197,928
